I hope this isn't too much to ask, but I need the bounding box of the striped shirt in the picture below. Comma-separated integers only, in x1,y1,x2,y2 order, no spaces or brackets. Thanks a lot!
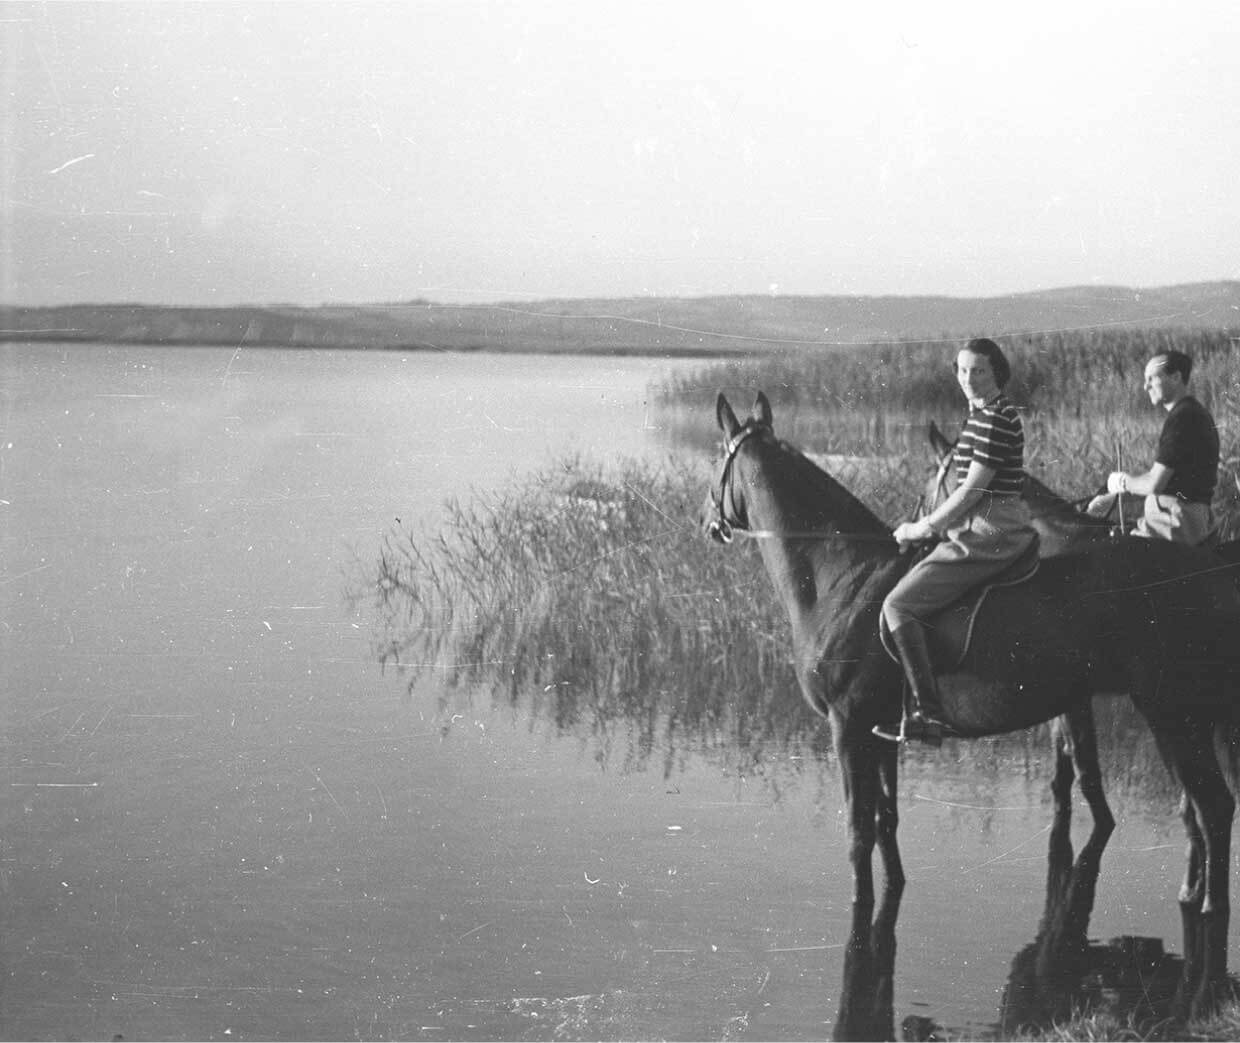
953,394,1025,495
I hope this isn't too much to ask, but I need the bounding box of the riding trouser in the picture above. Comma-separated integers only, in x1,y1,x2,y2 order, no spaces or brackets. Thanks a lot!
881,495,1036,631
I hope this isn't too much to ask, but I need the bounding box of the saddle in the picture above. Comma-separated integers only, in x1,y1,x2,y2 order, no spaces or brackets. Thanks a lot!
880,537,1041,672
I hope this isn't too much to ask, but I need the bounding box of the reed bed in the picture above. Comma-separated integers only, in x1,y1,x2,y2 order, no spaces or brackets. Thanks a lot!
363,454,833,778
662,325,1240,539
657,326,1240,419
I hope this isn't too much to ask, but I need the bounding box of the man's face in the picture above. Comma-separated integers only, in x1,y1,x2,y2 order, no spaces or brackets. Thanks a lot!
1143,356,1183,406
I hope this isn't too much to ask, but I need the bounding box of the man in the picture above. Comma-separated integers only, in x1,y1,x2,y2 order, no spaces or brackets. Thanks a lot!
1086,350,1219,546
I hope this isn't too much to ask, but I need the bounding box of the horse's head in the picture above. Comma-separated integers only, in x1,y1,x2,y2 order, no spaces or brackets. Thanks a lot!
920,420,957,519
701,391,775,543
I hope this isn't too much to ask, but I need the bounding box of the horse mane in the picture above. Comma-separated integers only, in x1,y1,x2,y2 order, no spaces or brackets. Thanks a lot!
773,437,891,537
1024,472,1110,529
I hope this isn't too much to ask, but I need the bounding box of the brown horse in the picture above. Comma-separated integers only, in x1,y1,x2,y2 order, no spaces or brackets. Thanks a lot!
703,391,1240,1016
925,423,1240,839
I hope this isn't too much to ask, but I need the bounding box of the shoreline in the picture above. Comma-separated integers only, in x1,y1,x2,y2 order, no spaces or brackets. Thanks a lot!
4,283,1238,356
0,336,733,359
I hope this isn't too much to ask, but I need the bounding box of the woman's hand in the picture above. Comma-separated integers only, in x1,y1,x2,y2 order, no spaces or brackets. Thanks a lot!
892,519,936,548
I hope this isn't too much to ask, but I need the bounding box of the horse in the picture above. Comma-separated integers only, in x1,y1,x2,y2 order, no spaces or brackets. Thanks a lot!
702,391,1240,1017
925,423,1240,838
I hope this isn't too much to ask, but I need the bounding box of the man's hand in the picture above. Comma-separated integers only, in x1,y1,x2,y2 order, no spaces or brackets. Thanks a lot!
1105,471,1129,494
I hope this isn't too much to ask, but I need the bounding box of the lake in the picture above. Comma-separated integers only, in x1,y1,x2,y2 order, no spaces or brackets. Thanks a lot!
0,344,1216,1040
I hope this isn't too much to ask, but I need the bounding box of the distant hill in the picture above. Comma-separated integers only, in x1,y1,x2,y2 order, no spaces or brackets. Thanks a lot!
3,282,1238,354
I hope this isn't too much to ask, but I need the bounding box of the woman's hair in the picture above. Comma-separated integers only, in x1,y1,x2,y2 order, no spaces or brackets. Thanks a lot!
961,337,1011,388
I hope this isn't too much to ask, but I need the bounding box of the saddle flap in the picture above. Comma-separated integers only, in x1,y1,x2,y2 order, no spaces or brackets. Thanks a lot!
881,538,1041,672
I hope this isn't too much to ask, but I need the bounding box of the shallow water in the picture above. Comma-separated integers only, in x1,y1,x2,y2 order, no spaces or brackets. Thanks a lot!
0,344,1222,1040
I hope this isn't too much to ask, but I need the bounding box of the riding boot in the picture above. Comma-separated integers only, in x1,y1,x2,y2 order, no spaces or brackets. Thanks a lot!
888,621,957,746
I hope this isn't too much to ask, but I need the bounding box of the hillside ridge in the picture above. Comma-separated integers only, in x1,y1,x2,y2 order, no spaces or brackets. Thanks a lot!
3,281,1237,353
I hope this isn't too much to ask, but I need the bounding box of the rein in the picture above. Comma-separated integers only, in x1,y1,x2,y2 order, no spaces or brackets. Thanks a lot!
927,442,1112,525
730,528,898,543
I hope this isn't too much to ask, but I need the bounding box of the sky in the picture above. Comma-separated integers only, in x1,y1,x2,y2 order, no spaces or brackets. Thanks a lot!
2,0,1238,306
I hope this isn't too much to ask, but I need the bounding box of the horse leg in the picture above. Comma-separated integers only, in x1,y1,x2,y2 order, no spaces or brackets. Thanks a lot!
875,737,906,892
1174,789,1206,1021
1170,788,1210,1016
1064,701,1115,837
1049,715,1075,822
1176,789,1206,907
1151,722,1234,1019
833,714,880,907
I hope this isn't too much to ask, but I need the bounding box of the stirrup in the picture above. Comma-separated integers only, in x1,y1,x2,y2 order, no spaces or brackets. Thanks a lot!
872,713,954,747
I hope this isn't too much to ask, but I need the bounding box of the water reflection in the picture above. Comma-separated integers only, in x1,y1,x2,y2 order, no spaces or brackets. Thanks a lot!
997,815,1115,1036
833,886,902,1042
829,811,1199,1041
989,809,1204,1038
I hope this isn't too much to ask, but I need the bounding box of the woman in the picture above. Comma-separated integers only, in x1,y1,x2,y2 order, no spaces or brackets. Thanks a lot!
878,337,1037,745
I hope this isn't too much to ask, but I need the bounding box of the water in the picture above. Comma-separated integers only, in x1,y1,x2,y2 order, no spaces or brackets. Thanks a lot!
0,344,1217,1040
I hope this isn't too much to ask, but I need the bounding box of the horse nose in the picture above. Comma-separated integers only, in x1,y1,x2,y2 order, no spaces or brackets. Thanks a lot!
705,519,732,544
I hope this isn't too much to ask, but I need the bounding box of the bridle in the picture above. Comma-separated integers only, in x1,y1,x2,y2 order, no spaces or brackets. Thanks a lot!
706,420,901,546
706,420,770,544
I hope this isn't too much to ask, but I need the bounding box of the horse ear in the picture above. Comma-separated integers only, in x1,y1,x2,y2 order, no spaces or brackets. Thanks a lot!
928,420,954,459
753,391,773,427
716,392,741,436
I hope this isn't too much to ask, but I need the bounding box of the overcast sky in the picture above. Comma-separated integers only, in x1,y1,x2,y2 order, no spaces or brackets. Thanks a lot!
3,1,1238,306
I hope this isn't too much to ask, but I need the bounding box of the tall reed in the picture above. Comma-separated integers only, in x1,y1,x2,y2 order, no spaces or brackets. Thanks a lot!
657,326,1240,419
661,325,1240,538
359,456,832,778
